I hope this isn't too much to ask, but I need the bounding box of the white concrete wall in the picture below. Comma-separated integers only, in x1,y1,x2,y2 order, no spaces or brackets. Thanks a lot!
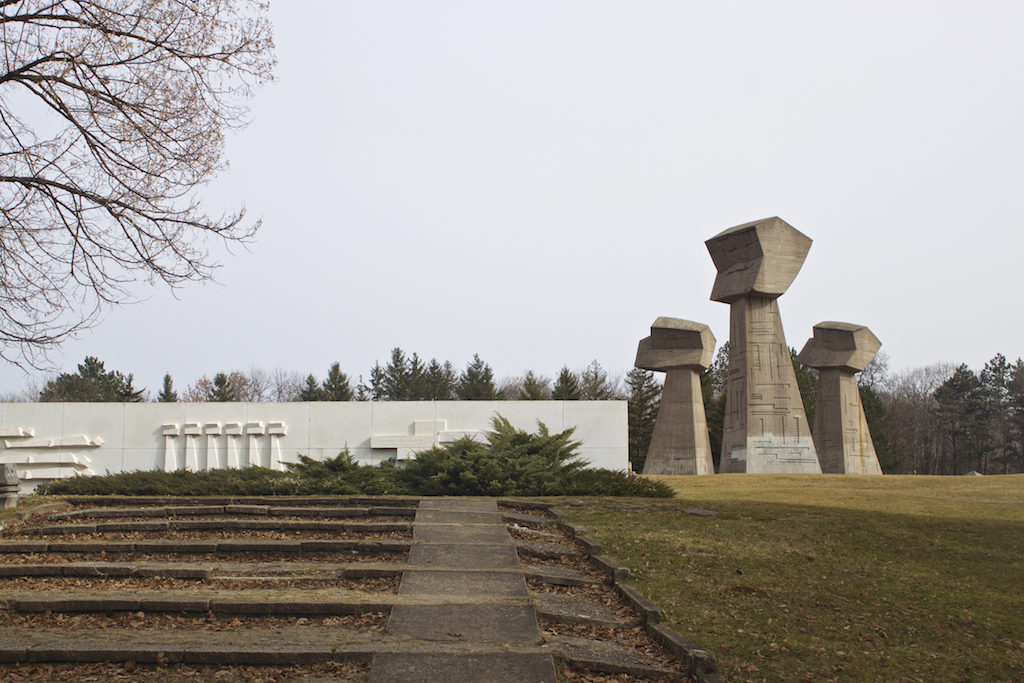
0,401,627,492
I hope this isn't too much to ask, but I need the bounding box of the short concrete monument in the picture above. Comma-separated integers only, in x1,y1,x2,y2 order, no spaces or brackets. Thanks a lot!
706,217,821,473
636,317,716,475
797,322,883,475
0,464,19,509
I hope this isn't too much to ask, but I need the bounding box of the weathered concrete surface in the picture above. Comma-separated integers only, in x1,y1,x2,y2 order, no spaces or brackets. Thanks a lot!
370,497,557,682
707,218,821,474
407,543,519,568
415,509,502,524
387,603,542,644
399,570,527,598
412,523,511,544
798,322,883,475
369,652,558,683
637,317,716,476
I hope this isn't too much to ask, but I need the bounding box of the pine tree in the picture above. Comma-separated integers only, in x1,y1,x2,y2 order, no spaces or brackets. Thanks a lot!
701,343,729,469
551,367,581,400
519,371,550,400
321,362,353,401
366,363,386,400
383,348,411,400
934,364,984,474
790,347,818,424
407,353,428,399
458,354,496,400
299,374,324,401
157,373,178,402
425,359,457,399
625,368,661,472
208,372,238,402
39,356,144,402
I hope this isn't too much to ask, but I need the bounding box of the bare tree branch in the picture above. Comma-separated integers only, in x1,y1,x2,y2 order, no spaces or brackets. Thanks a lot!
0,0,275,367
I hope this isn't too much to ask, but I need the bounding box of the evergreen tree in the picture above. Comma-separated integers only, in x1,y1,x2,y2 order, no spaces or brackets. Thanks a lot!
701,344,730,471
790,347,818,424
979,353,1011,473
424,359,457,399
354,375,372,401
383,348,412,400
208,372,238,402
519,371,550,400
365,363,386,400
859,384,895,471
407,353,428,399
625,368,661,472
321,362,353,401
299,374,324,401
458,354,496,400
39,356,144,402
934,364,984,474
551,367,581,400
157,373,178,402
1007,359,1024,473
579,360,616,399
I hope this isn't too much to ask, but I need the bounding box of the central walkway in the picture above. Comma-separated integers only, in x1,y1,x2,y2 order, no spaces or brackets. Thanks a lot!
369,498,558,682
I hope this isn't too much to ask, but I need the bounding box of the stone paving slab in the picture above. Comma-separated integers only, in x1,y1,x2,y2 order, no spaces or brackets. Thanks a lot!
515,539,583,559
368,652,557,683
407,543,518,569
387,603,542,644
417,499,499,513
398,570,527,598
412,523,510,544
533,593,629,626
502,511,555,526
415,509,502,525
522,565,602,587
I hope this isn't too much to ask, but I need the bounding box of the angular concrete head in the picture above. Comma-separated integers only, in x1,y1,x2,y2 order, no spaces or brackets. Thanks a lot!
796,321,881,372
635,317,716,371
705,217,812,303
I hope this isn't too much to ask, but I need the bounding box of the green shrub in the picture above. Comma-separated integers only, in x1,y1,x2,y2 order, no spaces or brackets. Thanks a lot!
39,416,673,498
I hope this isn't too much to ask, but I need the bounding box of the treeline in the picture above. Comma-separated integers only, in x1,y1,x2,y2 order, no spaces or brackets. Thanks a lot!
29,350,629,405
23,349,1024,476
876,354,1024,475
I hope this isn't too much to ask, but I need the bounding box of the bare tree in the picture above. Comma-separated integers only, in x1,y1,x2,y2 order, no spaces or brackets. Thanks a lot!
245,366,271,402
0,1,275,365
269,367,301,402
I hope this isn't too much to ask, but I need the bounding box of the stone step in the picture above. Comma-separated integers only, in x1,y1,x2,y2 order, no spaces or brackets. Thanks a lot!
0,539,410,555
12,519,412,535
514,539,584,559
0,560,407,579
533,593,631,628
62,496,419,508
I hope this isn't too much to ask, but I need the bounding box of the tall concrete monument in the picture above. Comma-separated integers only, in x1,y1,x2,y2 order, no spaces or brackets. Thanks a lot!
636,318,716,475
706,217,821,473
797,322,883,475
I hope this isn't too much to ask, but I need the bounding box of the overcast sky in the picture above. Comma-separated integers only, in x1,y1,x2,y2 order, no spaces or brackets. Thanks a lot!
3,0,1023,396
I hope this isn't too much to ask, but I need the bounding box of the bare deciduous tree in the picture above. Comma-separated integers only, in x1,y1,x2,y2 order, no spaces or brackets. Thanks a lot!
0,1,275,365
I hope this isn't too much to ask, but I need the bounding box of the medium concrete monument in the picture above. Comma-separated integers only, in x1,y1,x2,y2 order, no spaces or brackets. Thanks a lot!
797,322,883,475
636,318,716,475
706,217,821,473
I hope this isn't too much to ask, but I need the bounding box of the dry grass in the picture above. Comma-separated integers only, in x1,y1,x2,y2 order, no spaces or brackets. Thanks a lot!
556,474,1024,682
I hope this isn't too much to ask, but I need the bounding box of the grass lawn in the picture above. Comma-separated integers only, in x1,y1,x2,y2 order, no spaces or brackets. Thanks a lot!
555,474,1024,682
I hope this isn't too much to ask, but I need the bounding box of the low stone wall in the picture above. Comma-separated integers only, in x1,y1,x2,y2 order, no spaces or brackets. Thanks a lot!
0,401,627,492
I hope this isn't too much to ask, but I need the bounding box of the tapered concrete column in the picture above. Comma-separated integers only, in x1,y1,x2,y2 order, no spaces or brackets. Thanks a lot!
636,317,715,475
707,217,820,474
797,322,883,475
